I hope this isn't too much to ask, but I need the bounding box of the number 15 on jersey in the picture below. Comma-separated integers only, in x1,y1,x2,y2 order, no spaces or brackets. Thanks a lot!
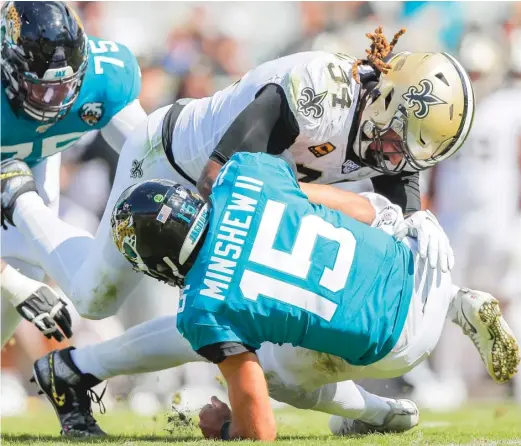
240,199,356,321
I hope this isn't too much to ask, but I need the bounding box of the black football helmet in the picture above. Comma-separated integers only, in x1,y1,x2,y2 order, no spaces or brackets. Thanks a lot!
111,180,210,287
1,1,88,122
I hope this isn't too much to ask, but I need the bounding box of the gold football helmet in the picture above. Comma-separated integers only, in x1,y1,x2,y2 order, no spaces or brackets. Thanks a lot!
355,51,475,174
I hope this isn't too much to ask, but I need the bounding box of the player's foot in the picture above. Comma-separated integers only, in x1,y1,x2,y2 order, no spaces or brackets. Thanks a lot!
1,158,36,228
329,399,419,435
31,347,107,437
453,288,520,383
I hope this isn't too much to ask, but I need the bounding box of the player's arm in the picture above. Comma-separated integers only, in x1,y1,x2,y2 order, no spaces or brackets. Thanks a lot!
370,171,421,216
194,340,275,441
100,100,147,154
99,40,146,154
205,352,276,441
374,170,455,271
197,83,299,199
300,183,376,224
1,260,72,342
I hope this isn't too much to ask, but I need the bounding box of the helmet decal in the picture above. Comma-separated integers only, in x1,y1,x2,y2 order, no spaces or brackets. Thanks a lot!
112,214,135,255
401,79,446,119
156,204,173,224
179,203,209,265
4,3,21,45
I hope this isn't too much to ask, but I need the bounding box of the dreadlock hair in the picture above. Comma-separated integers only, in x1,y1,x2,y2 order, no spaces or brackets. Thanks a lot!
352,26,407,84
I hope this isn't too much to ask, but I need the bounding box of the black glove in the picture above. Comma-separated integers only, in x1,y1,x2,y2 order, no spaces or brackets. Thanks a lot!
16,284,73,342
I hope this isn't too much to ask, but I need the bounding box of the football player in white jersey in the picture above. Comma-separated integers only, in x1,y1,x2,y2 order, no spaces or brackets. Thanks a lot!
1,27,477,435
2,27,473,320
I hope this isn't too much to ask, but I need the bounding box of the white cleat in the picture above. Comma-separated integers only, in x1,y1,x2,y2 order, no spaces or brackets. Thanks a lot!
453,288,520,384
329,399,419,435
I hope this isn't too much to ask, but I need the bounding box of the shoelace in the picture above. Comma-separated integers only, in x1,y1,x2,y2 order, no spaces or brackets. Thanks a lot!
87,383,107,416
79,383,107,429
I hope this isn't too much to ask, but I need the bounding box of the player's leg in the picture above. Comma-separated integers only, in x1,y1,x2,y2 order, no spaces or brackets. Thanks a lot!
1,154,62,345
446,286,520,384
372,235,519,383
259,239,455,435
6,106,180,319
257,343,418,434
31,313,206,436
1,273,22,346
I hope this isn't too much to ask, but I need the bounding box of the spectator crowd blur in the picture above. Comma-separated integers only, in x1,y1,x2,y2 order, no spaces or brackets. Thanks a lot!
2,1,521,417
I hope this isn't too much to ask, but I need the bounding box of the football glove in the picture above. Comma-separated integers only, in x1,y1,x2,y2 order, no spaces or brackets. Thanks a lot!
15,284,73,342
394,210,454,272
361,192,405,236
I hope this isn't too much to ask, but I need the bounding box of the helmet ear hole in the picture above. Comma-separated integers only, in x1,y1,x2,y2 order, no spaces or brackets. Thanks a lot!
370,88,381,103
384,88,394,110
419,131,426,146
435,72,450,86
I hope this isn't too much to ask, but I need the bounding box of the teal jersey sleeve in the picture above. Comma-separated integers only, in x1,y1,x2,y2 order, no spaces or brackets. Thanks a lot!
80,37,141,124
177,152,414,366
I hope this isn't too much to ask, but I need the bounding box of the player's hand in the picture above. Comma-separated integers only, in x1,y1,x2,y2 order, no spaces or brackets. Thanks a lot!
394,210,454,272
198,396,232,439
15,284,73,342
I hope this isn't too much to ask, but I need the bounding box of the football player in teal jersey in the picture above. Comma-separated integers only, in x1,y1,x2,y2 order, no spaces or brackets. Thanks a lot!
111,153,519,441
0,1,145,346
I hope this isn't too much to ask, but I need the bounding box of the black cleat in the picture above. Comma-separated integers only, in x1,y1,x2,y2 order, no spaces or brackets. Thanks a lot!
31,347,107,437
1,158,37,229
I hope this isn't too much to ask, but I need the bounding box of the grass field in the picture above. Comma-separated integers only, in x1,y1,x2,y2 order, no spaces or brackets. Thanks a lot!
2,402,521,445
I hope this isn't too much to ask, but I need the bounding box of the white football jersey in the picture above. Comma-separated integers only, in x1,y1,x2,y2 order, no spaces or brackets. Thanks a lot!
171,51,379,185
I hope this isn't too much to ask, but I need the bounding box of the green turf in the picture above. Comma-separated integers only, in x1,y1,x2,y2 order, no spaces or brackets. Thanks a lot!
2,403,521,445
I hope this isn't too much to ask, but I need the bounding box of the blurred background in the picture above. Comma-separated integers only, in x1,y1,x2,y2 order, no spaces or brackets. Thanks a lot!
2,0,521,420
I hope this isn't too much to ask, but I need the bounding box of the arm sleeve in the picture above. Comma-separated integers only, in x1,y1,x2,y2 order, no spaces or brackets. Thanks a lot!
100,99,147,154
370,171,421,215
197,342,257,364
209,83,299,165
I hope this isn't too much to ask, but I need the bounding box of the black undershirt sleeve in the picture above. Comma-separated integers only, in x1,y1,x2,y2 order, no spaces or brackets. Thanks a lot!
209,83,300,165
370,171,421,215
197,342,257,364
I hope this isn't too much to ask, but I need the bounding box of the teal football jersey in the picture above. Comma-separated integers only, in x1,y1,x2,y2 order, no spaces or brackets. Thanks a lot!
177,153,414,366
1,37,141,167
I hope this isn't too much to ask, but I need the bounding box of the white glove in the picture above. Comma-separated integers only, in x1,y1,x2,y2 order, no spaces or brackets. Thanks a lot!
394,210,454,272
361,192,405,236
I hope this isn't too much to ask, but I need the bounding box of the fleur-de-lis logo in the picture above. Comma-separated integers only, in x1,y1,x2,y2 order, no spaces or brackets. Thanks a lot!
402,79,446,119
297,87,328,119
130,159,143,178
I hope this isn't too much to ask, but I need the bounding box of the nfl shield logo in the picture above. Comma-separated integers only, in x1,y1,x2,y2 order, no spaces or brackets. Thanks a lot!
341,160,360,174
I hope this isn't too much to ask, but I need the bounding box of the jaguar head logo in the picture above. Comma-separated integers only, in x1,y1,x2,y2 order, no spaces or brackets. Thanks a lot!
79,102,104,126
3,3,21,45
402,79,446,119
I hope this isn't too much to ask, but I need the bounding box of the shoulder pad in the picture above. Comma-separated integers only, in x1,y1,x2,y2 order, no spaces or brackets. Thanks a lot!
280,53,359,142
82,37,141,117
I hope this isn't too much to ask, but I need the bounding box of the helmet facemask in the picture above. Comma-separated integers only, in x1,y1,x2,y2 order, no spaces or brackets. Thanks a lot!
20,63,87,122
358,103,409,175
